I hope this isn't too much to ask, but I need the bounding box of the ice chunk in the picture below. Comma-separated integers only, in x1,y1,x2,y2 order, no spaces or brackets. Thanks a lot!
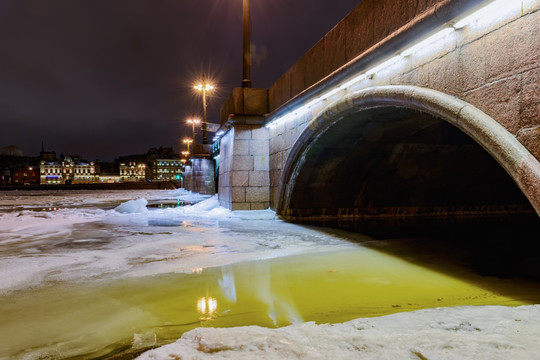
189,195,220,211
233,208,277,220
115,198,149,214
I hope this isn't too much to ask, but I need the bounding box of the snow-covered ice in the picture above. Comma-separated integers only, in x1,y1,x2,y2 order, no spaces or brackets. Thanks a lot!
138,305,540,360
1,189,539,359
0,189,353,293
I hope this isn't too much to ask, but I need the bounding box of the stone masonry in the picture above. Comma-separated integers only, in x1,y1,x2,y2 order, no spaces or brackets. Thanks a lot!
266,0,540,209
217,0,540,214
218,125,270,210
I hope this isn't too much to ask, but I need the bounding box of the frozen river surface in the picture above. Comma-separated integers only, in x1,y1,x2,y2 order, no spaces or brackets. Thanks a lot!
1,189,539,359
0,189,345,291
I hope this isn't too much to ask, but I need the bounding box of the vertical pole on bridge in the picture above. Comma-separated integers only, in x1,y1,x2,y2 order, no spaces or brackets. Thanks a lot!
241,0,252,88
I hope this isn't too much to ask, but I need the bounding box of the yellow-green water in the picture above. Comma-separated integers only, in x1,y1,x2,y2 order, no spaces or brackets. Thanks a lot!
2,245,540,359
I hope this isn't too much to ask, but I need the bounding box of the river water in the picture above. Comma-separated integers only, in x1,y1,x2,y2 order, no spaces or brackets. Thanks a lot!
1,189,539,359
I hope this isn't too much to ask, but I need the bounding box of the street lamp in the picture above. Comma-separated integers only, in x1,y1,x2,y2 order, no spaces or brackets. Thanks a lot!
183,138,193,153
181,151,190,157
242,0,251,88
186,117,201,142
194,75,214,145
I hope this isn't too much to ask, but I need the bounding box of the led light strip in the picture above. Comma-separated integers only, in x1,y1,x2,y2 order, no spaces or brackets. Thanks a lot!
258,0,534,132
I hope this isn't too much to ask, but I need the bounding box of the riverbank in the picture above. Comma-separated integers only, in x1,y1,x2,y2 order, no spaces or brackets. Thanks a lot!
0,181,179,191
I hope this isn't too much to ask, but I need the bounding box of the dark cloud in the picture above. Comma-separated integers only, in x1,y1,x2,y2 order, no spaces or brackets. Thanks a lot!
0,0,361,160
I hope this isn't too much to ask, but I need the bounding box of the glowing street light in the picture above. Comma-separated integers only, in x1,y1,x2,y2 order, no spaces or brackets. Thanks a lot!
183,138,193,152
186,117,201,142
181,151,190,157
194,75,214,145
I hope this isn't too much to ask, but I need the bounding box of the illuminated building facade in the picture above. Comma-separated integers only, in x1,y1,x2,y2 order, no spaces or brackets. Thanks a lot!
40,157,97,185
40,162,64,184
148,159,183,182
73,162,97,184
98,174,121,183
119,162,146,182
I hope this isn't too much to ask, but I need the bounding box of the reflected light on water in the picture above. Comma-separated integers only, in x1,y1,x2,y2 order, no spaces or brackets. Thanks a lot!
197,297,218,316
219,266,237,302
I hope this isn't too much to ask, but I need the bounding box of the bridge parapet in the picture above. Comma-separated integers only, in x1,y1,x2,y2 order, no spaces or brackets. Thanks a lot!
268,0,489,113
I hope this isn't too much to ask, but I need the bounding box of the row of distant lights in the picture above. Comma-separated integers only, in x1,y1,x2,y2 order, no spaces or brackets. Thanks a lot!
263,0,529,130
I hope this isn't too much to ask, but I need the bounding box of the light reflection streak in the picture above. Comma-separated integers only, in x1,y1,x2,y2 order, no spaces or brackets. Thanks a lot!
219,266,237,302
252,262,303,326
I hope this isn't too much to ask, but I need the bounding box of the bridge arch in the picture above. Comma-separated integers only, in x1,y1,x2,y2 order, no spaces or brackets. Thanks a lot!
277,85,540,218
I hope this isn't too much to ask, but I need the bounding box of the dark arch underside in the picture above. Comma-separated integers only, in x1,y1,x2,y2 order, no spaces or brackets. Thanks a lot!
277,86,540,219
282,106,535,219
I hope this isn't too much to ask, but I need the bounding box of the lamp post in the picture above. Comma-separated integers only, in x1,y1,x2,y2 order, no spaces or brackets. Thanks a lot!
194,75,214,145
186,117,201,142
183,138,193,153
242,0,251,88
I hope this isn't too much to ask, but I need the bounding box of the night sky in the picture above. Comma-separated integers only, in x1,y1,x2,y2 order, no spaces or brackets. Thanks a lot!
0,0,361,161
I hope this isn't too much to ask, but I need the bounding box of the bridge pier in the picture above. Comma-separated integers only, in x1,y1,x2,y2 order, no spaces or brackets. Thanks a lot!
183,144,216,195
218,88,270,210
214,0,540,217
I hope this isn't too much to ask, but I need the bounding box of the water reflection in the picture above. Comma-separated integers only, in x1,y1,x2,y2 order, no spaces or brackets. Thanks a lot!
219,266,237,302
147,199,193,209
3,247,540,359
197,297,218,319
41,207,61,211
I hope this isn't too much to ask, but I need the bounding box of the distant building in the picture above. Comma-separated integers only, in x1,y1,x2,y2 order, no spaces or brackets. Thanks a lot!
115,147,182,183
40,155,97,185
73,161,97,184
40,162,63,184
148,159,182,182
0,145,23,157
99,174,121,183
11,165,39,184
0,145,36,185
119,162,146,182
1,169,10,185
39,143,56,162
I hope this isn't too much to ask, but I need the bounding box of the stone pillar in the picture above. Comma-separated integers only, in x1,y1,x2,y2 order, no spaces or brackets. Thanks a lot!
183,164,192,191
218,125,269,210
190,158,216,195
182,143,216,195
218,87,270,210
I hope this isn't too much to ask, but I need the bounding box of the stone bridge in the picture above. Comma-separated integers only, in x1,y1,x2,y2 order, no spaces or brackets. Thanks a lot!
216,0,540,220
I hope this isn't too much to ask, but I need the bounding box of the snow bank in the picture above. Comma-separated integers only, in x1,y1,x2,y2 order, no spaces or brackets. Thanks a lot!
149,195,232,219
138,305,540,360
146,195,278,220
115,198,149,214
